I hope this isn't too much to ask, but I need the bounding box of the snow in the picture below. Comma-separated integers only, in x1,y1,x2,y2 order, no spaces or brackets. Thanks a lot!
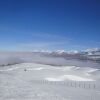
0,50,100,100
28,67,44,71
0,63,100,81
0,63,100,100
45,75,94,82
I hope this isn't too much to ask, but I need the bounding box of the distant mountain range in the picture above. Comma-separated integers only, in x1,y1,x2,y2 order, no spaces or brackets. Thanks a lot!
32,48,100,62
0,48,100,66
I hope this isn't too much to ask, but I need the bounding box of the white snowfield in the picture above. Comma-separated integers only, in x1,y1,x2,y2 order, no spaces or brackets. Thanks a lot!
0,63,100,100
45,75,94,81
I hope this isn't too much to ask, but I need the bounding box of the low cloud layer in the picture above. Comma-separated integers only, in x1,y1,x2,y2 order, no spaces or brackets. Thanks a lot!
0,52,100,69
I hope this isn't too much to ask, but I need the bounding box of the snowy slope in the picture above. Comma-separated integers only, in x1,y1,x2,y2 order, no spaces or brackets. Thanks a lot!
0,63,100,100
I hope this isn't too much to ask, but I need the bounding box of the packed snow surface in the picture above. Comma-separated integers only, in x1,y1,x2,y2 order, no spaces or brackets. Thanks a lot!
45,75,94,81
0,62,100,100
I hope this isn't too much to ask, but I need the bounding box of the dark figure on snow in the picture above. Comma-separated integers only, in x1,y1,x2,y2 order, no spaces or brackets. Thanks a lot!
24,69,27,71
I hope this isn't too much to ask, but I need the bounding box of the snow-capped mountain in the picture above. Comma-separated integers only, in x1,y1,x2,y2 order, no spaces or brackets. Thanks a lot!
83,48,100,55
33,48,100,62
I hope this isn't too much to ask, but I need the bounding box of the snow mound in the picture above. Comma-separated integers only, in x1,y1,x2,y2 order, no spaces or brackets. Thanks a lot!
45,75,94,81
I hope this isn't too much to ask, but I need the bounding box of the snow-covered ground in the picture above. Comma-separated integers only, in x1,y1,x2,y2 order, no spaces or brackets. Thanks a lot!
0,62,100,100
0,51,100,100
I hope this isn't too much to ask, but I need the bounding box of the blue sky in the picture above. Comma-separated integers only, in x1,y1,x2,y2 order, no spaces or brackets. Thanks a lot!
0,0,100,51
